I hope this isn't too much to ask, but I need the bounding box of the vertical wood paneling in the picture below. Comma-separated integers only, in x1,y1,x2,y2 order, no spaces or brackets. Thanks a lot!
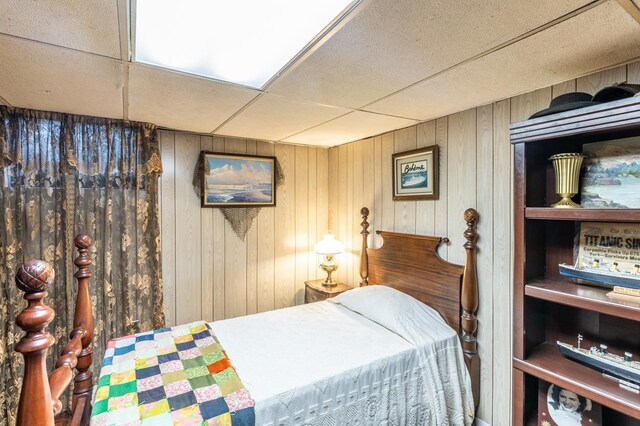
295,146,309,305
434,117,449,260
346,143,354,285
256,142,275,313
224,139,247,318
362,138,375,265
476,104,494,424
174,133,202,324
576,65,627,94
328,148,339,233
416,121,436,235
393,127,417,234
337,145,348,285
493,99,512,426
381,132,395,237
629,62,640,82
447,110,477,264
352,141,364,285
245,140,258,315
316,148,329,280
212,137,226,320
308,148,318,282
274,144,296,308
373,136,383,248
552,79,577,97
200,136,214,322
160,131,176,326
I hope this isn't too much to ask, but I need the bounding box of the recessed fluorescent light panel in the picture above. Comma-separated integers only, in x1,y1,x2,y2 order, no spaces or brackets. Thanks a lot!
134,0,359,89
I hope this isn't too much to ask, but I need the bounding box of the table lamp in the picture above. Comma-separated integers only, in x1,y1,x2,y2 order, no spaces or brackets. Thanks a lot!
314,233,344,287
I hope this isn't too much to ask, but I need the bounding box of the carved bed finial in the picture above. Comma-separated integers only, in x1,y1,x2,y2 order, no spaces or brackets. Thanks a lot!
16,260,55,294
461,208,479,406
360,207,370,285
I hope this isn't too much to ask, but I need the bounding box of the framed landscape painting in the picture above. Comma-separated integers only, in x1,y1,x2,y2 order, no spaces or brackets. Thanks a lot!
201,152,276,207
392,145,439,201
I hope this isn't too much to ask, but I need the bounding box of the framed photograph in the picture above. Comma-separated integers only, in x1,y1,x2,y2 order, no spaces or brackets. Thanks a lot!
201,151,276,208
537,381,601,426
392,145,439,201
581,136,640,208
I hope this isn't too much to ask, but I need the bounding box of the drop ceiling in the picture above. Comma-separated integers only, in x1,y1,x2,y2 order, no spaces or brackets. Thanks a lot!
1,0,639,147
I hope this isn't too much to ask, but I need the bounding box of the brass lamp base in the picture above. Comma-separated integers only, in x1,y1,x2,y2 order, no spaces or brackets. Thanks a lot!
320,255,338,287
551,195,582,208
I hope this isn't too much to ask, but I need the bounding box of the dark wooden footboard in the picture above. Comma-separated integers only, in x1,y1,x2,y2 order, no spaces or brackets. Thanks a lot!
14,235,94,426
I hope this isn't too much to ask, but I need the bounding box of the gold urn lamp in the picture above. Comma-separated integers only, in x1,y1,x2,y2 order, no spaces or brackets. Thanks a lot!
549,153,584,208
314,233,344,287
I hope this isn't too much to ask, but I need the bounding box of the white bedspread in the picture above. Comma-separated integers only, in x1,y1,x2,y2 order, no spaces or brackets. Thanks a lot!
210,296,473,426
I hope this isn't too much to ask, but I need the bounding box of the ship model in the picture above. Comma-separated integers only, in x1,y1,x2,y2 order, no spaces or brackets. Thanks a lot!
559,260,640,290
557,335,640,388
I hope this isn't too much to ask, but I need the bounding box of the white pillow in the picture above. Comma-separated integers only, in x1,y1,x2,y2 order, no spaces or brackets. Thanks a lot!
328,285,455,343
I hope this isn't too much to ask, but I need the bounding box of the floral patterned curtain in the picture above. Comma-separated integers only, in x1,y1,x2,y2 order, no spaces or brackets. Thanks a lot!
0,106,165,425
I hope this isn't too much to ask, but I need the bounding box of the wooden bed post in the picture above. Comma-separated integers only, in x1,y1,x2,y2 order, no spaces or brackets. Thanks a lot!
72,234,94,425
461,208,480,407
359,207,370,286
15,260,56,426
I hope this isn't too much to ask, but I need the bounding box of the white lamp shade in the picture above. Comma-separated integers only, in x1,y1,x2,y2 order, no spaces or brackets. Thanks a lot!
314,233,344,255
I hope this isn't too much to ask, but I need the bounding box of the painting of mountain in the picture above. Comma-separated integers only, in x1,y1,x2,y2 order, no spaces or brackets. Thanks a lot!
582,137,640,208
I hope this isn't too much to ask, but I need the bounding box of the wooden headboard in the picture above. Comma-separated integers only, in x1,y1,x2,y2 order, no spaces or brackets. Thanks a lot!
358,206,480,407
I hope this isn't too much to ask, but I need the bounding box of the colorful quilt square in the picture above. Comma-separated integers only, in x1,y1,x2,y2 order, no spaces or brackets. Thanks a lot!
178,348,201,360
135,340,156,350
99,364,113,377
158,352,180,364
182,357,205,369
111,358,135,374
199,343,223,355
111,369,135,385
171,325,191,337
140,412,172,425
161,370,187,385
174,334,194,344
135,332,154,342
170,403,203,425
135,364,161,380
233,407,256,425
194,384,222,404
202,351,225,365
114,336,135,347
112,351,135,364
192,330,210,340
133,347,157,359
159,360,184,374
109,381,137,398
114,343,135,356
205,412,232,426
218,377,243,396
224,389,254,412
199,398,229,420
157,344,178,356
189,323,208,334
135,356,159,370
138,399,170,420
102,356,113,368
107,392,138,411
207,358,231,374
167,391,197,411
95,385,110,401
196,336,217,348
154,331,173,341
92,398,109,416
138,386,167,405
176,340,197,351
98,374,112,388
185,365,210,379
164,379,192,398
189,374,216,389
137,375,163,393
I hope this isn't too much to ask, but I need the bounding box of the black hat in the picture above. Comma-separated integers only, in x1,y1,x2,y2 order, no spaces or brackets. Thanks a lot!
592,83,640,103
529,92,600,119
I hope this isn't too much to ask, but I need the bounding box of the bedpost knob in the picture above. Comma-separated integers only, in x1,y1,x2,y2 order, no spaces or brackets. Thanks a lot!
74,234,92,250
464,208,479,224
16,260,55,294
361,207,369,217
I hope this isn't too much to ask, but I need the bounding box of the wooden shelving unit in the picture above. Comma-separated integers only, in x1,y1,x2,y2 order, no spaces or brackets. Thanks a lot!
511,97,640,425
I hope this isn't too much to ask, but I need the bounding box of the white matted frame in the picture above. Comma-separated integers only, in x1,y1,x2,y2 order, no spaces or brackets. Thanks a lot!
392,145,439,201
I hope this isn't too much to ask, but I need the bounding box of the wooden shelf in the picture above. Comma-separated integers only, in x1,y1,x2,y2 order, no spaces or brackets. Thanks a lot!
525,279,640,321
513,343,640,420
525,207,640,222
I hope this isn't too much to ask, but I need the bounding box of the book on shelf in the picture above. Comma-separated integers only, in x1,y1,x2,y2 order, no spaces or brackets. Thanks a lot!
613,286,640,297
606,291,640,305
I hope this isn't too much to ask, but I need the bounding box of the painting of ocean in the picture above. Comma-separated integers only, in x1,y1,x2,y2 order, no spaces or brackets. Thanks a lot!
204,154,275,206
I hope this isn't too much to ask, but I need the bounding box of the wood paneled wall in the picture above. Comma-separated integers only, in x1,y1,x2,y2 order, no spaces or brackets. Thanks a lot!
159,132,328,325
328,61,640,426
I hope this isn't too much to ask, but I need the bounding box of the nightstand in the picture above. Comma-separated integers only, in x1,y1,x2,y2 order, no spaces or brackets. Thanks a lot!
304,279,353,303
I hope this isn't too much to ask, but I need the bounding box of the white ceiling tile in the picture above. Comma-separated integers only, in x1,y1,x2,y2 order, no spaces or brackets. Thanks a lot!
268,0,591,109
283,111,417,146
364,1,640,121
0,35,124,119
128,64,260,133
0,0,121,58
216,94,351,141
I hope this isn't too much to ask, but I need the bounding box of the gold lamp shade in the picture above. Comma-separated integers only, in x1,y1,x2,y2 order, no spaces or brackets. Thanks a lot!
549,153,584,208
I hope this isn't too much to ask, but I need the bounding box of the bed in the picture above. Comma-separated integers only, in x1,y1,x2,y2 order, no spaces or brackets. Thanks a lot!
12,207,479,426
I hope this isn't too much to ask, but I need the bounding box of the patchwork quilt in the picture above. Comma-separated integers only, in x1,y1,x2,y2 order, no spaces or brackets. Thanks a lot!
90,321,255,425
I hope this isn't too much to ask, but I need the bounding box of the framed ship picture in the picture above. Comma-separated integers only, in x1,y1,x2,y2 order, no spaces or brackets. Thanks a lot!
392,145,439,201
538,381,601,426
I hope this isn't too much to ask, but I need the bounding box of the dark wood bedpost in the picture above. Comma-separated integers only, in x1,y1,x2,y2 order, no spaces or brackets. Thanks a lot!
461,208,480,408
359,207,370,286
15,260,57,426
72,234,94,425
